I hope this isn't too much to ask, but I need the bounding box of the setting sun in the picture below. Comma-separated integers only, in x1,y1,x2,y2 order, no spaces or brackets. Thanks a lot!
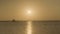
27,10,31,14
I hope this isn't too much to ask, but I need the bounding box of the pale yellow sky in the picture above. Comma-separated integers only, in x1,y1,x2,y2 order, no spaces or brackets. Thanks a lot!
0,0,60,20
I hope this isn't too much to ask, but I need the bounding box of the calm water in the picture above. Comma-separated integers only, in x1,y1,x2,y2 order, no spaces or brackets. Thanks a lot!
0,21,60,34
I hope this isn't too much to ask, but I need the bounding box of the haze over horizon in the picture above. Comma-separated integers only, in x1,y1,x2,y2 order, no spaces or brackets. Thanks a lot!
0,0,60,20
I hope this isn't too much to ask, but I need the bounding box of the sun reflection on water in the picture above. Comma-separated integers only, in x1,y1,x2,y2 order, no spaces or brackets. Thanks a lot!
27,21,32,34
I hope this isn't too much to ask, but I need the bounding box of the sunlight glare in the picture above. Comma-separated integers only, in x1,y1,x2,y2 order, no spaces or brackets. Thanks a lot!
27,21,32,34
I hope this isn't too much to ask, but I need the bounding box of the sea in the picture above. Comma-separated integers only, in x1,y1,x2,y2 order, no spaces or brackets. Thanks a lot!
0,21,60,34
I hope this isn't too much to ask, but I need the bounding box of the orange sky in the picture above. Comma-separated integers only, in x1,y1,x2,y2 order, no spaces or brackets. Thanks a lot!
0,0,60,20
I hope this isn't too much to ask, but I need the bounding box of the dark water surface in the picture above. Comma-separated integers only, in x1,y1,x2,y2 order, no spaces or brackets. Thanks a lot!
0,21,60,34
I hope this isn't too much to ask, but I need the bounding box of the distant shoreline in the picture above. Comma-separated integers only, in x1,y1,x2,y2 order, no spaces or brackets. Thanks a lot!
0,20,60,22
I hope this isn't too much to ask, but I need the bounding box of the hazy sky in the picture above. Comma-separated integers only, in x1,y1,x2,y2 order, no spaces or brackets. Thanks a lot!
0,0,60,20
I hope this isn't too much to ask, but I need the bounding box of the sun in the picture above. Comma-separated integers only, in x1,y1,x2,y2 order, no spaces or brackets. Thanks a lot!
27,10,31,14
25,9,33,20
